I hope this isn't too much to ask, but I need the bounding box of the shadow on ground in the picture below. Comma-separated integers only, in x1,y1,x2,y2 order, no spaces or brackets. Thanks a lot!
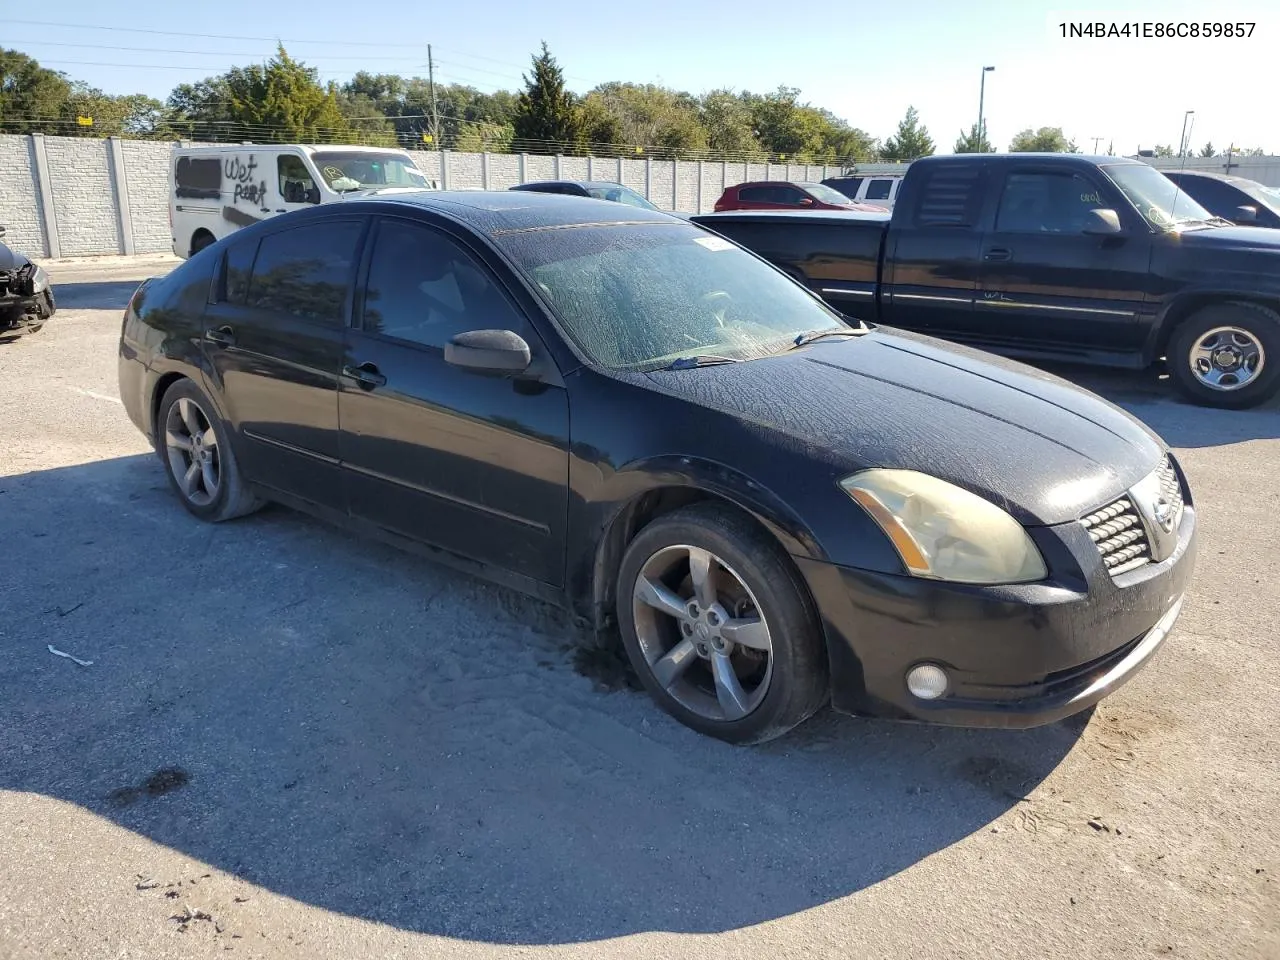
52,279,146,311
0,454,1085,945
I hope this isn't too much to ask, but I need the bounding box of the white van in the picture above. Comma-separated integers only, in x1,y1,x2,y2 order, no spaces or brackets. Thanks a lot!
169,143,439,258
820,173,905,210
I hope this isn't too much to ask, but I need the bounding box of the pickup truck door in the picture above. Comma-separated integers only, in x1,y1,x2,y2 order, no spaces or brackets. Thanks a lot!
974,165,1151,354
880,161,986,337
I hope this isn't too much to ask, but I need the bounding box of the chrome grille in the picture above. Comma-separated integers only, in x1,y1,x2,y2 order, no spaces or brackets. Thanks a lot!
1156,457,1185,515
1080,457,1184,578
1081,498,1151,575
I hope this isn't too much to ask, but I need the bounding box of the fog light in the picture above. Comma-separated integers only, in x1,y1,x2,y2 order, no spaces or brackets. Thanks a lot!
906,663,949,700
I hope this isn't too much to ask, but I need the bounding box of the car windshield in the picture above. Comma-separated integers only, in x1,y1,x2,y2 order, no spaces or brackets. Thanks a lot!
310,151,431,190
802,183,856,205
1101,162,1214,228
496,223,850,370
585,184,659,210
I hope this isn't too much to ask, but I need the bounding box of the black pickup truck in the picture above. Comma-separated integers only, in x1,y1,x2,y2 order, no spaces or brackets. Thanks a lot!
692,154,1280,408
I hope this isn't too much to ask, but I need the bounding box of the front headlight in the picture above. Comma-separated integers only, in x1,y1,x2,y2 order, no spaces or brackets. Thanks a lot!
840,469,1047,584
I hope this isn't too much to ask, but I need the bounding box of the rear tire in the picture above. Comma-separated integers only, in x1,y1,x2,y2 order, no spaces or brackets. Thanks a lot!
615,503,829,744
1168,302,1280,409
157,379,261,522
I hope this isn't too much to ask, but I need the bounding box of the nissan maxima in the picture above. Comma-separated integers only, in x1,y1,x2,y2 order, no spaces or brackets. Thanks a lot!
117,191,1197,743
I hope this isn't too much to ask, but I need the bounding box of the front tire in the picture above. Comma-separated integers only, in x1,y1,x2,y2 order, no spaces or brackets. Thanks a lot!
616,503,829,744
1168,302,1280,409
157,379,261,522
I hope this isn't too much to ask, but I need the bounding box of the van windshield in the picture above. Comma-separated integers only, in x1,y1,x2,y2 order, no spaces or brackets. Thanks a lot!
310,151,431,191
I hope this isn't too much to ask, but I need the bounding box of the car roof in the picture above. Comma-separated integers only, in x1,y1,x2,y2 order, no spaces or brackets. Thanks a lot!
351,188,678,234
172,143,408,155
1164,169,1249,184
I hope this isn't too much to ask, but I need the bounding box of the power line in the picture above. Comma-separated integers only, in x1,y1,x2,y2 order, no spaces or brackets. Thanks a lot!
6,18,432,48
6,38,443,63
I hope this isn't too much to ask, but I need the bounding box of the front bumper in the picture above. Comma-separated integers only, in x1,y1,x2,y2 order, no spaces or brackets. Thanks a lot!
797,500,1197,729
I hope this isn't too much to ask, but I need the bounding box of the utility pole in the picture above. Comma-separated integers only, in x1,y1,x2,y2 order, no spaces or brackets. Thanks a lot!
1178,110,1194,158
1091,137,1103,154
427,44,441,149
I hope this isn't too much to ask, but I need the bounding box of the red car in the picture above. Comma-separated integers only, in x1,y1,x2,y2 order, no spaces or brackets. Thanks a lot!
713,181,886,213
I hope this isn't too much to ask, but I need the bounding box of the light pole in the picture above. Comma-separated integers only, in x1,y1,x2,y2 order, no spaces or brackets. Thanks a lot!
1178,110,1195,157
977,66,995,152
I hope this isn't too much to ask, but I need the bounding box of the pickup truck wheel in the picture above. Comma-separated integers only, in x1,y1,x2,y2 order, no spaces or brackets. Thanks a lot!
616,503,829,744
1168,302,1280,409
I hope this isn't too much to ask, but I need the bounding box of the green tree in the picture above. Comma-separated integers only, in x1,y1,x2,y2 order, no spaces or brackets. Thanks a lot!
0,49,72,134
1009,126,1077,152
453,120,516,153
699,89,763,158
573,93,623,155
513,42,579,152
1199,141,1216,157
1151,144,1174,157
881,106,934,160
953,121,992,154
589,82,707,157
169,48,354,143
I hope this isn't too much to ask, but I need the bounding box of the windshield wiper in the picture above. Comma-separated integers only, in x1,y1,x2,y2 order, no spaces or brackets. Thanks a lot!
788,326,869,350
662,354,741,370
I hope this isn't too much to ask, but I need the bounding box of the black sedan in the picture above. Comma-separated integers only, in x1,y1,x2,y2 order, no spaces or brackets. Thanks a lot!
1163,170,1280,228
117,191,1197,743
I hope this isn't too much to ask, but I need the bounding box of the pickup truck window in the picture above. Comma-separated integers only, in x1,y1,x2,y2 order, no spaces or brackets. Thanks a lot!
995,172,1104,233
1101,162,1213,229
913,165,983,226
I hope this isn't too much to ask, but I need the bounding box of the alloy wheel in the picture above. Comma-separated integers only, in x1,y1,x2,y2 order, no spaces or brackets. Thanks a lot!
631,544,774,722
164,397,221,507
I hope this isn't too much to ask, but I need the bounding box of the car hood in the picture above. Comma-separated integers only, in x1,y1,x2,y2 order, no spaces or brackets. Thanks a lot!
644,329,1166,526
1175,224,1280,251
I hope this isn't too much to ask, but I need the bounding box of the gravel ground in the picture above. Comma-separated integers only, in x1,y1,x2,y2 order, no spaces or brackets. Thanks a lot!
0,258,1276,960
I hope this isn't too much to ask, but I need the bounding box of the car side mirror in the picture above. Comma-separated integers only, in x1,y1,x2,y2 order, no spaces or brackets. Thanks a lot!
1235,205,1258,224
1083,208,1122,235
797,197,814,207
445,329,532,376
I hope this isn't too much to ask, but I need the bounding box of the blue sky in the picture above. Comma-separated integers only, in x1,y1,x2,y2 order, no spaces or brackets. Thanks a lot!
8,0,1277,155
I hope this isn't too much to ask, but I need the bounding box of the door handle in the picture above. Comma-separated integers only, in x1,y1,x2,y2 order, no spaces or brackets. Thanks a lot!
343,362,387,390
983,247,1012,262
204,325,235,347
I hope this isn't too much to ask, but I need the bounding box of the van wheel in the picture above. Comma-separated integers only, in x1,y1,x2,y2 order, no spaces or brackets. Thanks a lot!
190,231,215,256
1168,302,1280,409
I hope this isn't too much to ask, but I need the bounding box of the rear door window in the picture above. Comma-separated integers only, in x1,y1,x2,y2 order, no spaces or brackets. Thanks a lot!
737,186,775,203
865,179,894,201
218,237,259,304
245,220,364,325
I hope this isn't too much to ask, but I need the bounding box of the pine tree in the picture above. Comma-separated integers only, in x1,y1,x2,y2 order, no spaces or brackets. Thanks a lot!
513,42,579,153
881,106,934,161
953,121,991,154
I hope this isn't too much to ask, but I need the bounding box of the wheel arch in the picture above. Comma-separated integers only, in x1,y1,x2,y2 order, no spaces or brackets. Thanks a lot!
1150,291,1280,360
579,460,829,634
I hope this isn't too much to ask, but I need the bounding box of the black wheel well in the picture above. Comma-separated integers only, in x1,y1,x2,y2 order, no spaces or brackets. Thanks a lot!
190,228,215,256
1156,295,1280,357
150,372,190,442
588,486,795,633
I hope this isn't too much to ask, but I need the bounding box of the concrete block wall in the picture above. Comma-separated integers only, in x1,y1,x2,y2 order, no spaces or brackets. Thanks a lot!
43,138,122,257
121,140,177,254
0,136,46,258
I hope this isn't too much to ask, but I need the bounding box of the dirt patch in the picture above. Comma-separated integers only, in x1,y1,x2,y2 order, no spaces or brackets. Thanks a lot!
107,766,191,807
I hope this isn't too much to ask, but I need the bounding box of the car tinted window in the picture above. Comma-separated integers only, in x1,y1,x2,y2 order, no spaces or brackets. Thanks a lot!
825,177,863,196
245,220,363,324
1171,176,1245,217
219,237,258,304
865,179,893,201
913,164,983,226
995,172,1106,233
737,186,773,203
361,219,526,348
